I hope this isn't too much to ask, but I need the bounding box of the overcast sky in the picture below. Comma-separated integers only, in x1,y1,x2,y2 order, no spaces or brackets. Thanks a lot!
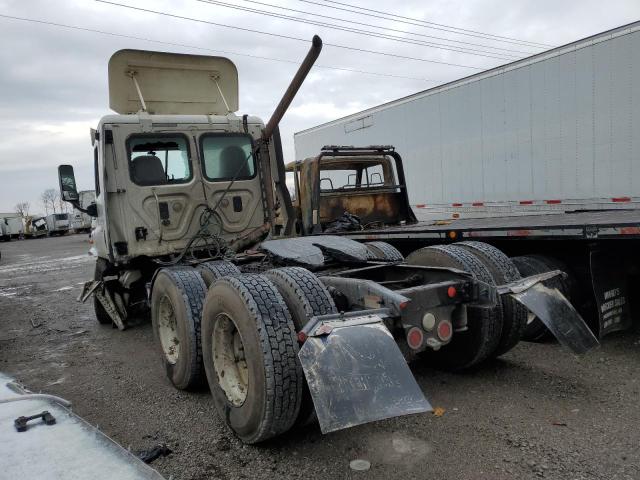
0,0,639,214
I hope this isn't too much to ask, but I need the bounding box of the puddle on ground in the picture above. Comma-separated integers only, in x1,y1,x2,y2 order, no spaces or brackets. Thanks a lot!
360,431,433,467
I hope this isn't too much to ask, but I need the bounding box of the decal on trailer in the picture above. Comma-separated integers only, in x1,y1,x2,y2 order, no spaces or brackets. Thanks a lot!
590,249,631,336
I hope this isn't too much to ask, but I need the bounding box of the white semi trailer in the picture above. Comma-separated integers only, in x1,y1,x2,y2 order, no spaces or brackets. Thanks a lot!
46,213,70,236
294,21,640,341
0,215,24,239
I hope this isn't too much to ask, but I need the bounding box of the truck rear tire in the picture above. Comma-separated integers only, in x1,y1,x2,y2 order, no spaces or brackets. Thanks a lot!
265,267,337,426
457,241,528,357
151,268,208,390
196,260,240,288
364,241,404,262
406,245,503,370
201,274,303,443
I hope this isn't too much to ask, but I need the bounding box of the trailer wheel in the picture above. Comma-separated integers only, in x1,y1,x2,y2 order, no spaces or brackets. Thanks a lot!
511,255,574,342
365,241,404,262
151,268,208,390
406,245,503,370
94,258,113,325
196,260,240,288
265,267,337,426
201,274,303,443
457,241,528,357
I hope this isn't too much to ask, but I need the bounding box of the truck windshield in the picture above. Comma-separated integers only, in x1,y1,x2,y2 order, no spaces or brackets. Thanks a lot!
128,135,191,186
199,134,256,181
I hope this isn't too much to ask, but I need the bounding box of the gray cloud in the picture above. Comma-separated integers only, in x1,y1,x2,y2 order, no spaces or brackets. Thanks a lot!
0,0,639,211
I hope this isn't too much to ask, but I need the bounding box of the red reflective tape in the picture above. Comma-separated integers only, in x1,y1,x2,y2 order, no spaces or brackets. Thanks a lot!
416,204,427,208
545,199,562,204
472,202,484,207
452,203,463,207
620,227,640,235
507,229,532,237
612,197,631,202
519,200,534,205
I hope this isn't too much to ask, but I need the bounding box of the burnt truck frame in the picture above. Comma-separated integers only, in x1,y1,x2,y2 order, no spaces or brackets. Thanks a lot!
289,145,634,343
59,38,597,444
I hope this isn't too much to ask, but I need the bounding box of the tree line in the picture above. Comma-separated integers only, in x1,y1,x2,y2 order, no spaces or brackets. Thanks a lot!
12,189,72,219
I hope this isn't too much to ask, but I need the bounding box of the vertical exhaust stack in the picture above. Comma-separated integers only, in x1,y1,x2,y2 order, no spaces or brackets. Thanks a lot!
259,35,322,237
262,35,323,140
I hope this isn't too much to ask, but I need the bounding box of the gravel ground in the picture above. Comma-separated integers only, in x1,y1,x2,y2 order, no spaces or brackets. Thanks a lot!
1,235,639,480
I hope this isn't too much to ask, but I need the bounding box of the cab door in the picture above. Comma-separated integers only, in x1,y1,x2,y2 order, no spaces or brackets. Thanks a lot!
197,132,267,239
107,124,205,257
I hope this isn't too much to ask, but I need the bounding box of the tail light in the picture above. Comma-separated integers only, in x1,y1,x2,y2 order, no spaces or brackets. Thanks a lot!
437,320,453,342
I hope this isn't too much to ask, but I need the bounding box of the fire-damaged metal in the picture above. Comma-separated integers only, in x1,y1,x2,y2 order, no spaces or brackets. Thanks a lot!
297,311,432,434
260,234,372,267
286,146,417,235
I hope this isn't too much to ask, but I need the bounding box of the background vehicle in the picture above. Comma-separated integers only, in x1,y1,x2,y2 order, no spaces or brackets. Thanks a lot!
294,22,640,341
0,220,9,242
0,215,24,239
59,40,596,445
46,213,70,236
24,215,48,238
285,145,416,235
72,190,96,233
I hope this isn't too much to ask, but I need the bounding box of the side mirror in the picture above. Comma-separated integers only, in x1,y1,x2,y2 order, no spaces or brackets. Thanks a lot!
86,203,98,218
58,165,79,203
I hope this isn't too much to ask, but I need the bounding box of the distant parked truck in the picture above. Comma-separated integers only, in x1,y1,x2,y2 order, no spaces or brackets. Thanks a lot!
24,216,48,238
46,213,70,236
72,190,96,233
0,220,9,242
5,217,24,239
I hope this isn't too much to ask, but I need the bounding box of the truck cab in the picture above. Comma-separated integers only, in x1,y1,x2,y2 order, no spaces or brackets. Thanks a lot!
286,146,416,235
64,49,292,267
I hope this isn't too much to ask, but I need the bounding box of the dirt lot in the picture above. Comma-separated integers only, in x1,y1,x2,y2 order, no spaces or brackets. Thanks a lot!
1,235,639,480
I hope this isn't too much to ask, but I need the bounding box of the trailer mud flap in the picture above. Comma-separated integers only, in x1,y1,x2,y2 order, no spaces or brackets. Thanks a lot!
590,249,631,337
508,283,599,354
298,317,432,434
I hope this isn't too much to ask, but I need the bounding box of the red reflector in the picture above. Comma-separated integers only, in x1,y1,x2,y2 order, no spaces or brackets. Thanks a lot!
519,200,533,205
472,202,484,207
407,327,424,350
399,301,409,310
447,286,457,298
546,199,561,204
437,321,452,341
452,203,463,207
416,204,427,208
297,331,308,343
612,197,631,202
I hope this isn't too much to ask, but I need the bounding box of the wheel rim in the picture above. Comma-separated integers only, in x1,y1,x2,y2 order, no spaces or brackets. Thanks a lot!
212,313,248,407
158,295,180,364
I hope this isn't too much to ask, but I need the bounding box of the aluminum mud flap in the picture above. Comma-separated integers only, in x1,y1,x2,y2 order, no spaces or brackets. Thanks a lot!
498,271,599,354
298,312,432,434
